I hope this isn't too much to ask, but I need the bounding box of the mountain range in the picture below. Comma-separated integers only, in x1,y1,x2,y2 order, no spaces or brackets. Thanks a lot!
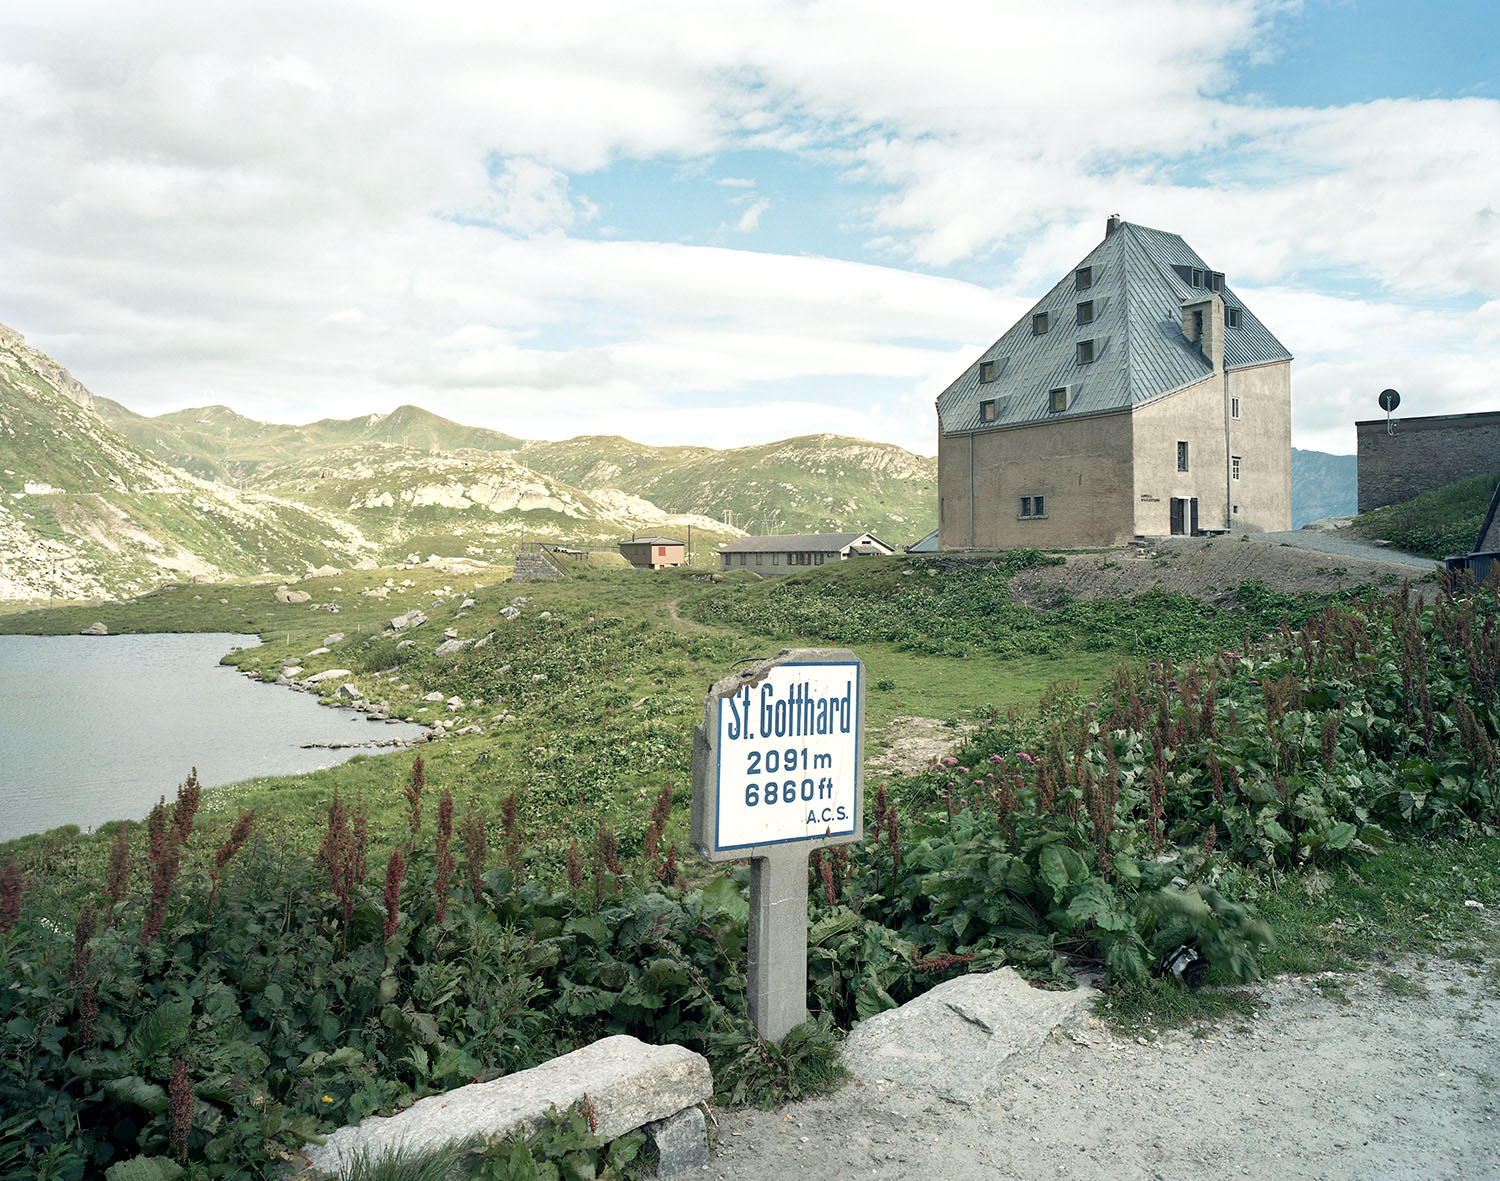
0,322,1358,601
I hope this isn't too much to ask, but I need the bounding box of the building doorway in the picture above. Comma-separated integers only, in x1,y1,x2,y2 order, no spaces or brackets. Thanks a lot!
1170,497,1199,536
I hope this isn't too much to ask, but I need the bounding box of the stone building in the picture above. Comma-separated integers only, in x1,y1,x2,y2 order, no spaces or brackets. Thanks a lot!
718,531,894,575
936,217,1293,549
1355,409,1500,512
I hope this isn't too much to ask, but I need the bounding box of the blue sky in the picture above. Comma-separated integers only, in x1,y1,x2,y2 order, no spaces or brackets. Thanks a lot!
2,0,1496,457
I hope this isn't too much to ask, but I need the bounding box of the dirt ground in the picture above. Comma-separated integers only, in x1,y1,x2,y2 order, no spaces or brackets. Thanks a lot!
707,946,1500,1180
1005,537,1432,609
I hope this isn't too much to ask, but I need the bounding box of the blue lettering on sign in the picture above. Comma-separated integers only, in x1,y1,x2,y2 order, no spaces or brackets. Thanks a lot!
756,680,853,738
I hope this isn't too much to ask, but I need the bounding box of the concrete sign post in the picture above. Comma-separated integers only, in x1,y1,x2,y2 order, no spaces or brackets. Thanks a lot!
690,648,864,1042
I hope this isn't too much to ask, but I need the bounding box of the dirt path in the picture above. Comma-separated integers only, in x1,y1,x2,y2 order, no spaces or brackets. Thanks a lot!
1008,537,1434,609
708,952,1500,1180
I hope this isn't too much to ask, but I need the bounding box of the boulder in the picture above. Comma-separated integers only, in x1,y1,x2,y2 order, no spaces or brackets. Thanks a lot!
361,586,389,599
460,598,476,609
306,564,341,578
80,622,108,635
275,587,312,604
335,684,363,701
446,696,464,709
324,633,345,646
389,610,427,631
302,1036,710,1178
442,627,459,640
499,606,521,621
841,968,1095,1104
304,669,354,686
422,691,445,702
434,639,469,657
353,557,379,570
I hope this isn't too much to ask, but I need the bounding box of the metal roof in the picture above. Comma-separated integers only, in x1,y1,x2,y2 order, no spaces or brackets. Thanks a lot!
936,220,1293,435
719,532,887,553
620,536,684,546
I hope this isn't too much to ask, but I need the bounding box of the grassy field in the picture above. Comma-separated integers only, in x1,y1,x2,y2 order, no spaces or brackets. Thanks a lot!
1348,470,1499,559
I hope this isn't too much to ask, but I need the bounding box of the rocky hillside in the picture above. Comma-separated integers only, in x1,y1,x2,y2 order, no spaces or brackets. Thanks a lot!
0,324,378,601
1291,448,1358,527
520,433,937,544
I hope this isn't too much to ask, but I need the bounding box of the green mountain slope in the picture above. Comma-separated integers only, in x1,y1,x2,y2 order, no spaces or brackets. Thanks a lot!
0,324,375,600
97,400,526,484
520,433,937,544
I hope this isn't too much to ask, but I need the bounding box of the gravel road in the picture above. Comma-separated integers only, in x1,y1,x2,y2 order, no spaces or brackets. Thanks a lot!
706,952,1500,1180
1241,530,1438,570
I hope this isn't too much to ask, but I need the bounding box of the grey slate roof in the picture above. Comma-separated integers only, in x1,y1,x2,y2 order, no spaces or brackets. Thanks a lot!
936,220,1293,436
720,532,884,554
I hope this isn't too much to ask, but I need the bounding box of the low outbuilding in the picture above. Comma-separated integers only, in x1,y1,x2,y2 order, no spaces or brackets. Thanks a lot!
618,535,687,570
718,531,895,575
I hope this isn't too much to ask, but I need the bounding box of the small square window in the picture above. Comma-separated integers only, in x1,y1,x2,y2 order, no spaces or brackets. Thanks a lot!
1177,441,1189,472
1075,266,1093,291
1210,272,1224,292
1049,386,1068,413
1231,396,1240,419
1225,307,1242,328
1191,268,1204,287
1076,300,1094,325
1019,494,1045,518
1076,339,1095,364
1032,311,1049,335
979,359,996,382
980,399,997,422
1231,455,1241,480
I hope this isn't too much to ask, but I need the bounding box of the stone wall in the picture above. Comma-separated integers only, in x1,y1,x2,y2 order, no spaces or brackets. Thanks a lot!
1356,410,1500,513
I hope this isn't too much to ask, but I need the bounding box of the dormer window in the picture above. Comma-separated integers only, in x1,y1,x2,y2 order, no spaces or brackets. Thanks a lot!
1049,386,1068,412
1225,307,1242,328
1075,266,1093,291
1076,339,1095,364
1076,300,1094,326
980,399,997,422
1032,311,1049,336
979,359,996,383
1210,272,1224,292
1192,269,1204,287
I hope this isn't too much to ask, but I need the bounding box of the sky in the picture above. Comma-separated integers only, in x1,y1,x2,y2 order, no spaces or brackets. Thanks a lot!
2,0,1497,457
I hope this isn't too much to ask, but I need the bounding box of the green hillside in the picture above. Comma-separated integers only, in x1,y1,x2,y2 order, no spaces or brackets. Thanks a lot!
520,432,937,544
0,324,374,599
1347,470,1500,559
98,400,526,484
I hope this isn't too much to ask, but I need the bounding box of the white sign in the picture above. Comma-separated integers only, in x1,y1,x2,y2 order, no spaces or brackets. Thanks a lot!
712,660,860,851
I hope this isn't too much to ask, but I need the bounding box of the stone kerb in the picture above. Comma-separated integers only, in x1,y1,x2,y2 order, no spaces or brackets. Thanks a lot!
302,1035,711,1177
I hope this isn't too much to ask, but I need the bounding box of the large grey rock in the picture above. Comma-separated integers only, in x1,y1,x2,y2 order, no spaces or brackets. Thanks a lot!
841,968,1095,1104
274,587,312,604
499,605,521,621
353,557,379,570
646,1105,709,1176
335,684,363,701
304,668,354,685
80,621,108,635
434,639,469,657
324,633,345,646
390,609,427,631
303,1035,710,1177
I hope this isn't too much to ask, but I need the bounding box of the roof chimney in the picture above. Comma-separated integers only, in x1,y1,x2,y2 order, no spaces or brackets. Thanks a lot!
1106,214,1122,236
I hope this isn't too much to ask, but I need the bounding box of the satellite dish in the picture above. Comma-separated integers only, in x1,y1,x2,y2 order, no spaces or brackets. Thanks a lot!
1378,388,1401,412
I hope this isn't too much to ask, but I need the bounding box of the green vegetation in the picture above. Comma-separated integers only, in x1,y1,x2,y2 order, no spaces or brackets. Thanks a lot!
1349,471,1500,559
3,554,1499,1178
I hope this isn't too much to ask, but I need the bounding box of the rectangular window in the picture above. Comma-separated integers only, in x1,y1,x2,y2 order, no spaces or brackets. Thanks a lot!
1076,300,1094,325
1191,268,1204,288
1231,455,1241,480
1075,266,1093,290
979,359,996,382
657,545,667,556
739,554,746,565
755,554,763,566
1225,307,1242,328
1076,339,1095,364
1019,495,1046,519
1032,311,1049,335
815,553,824,564
1210,271,1224,292
772,553,780,565
1231,396,1240,419
1177,441,1189,472
1049,386,1068,412
980,399,996,422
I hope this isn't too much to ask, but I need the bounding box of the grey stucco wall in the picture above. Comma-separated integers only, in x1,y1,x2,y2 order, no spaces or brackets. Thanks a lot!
1356,411,1500,513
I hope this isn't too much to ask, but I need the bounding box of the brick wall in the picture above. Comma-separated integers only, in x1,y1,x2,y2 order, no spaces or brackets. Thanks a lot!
1356,410,1500,513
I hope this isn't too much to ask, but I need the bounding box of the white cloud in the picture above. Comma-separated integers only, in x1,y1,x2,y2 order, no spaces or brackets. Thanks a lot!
0,0,1495,461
